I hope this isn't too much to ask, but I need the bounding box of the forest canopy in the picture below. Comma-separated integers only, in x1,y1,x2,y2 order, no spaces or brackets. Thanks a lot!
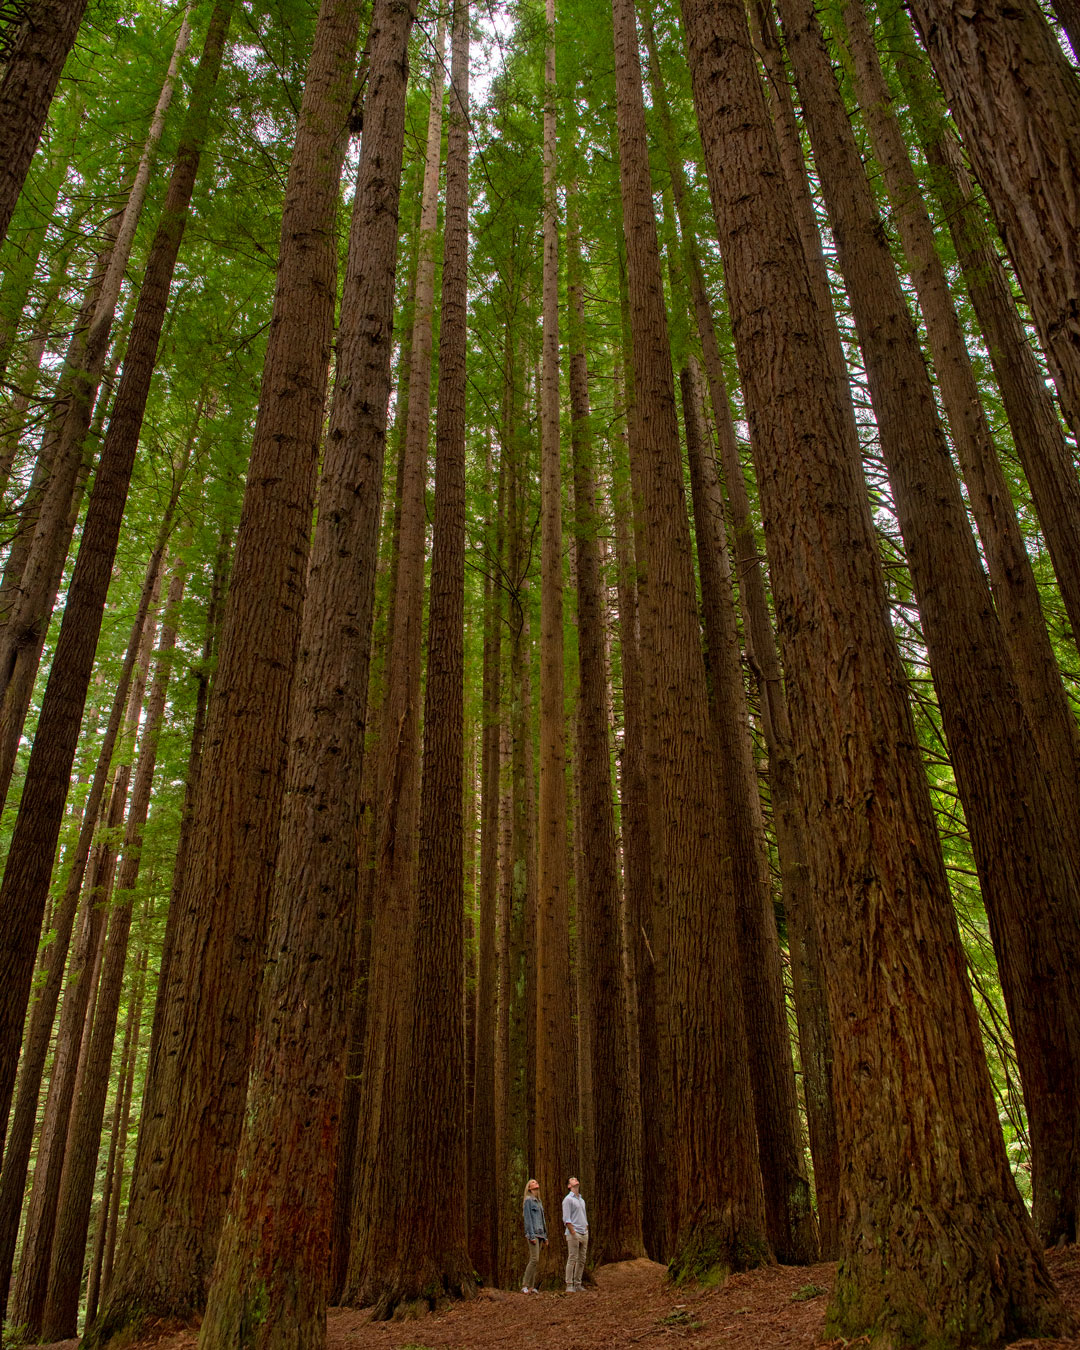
0,0,1078,1345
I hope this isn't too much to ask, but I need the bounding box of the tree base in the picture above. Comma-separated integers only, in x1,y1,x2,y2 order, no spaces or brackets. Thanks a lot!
826,1206,1070,1349
368,1259,478,1322
668,1220,772,1289
82,1305,189,1350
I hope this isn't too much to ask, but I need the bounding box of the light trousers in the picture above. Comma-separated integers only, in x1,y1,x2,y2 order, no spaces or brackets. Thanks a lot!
523,1238,541,1289
565,1229,588,1290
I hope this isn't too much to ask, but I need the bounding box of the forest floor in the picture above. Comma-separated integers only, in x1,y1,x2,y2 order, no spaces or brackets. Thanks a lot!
39,1244,1080,1349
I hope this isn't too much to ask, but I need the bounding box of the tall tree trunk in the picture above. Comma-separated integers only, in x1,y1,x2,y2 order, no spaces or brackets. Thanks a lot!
0,523,171,1321
198,0,416,1336
611,0,768,1279
841,0,1080,824
345,19,444,1306
679,0,1065,1339
680,355,818,1266
0,0,90,245
42,562,187,1340
90,947,146,1324
0,0,233,1164
608,413,662,1261
10,581,160,1339
905,0,1080,438
881,8,1080,658
374,4,474,1311
534,0,576,1218
0,9,193,805
779,0,1080,1248
469,445,503,1285
92,0,366,1334
566,192,644,1266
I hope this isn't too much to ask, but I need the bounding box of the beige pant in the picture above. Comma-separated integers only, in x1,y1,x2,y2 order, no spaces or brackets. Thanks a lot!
523,1238,541,1289
565,1229,588,1289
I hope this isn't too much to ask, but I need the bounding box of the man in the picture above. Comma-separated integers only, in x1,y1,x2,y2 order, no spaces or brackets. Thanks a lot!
562,1175,588,1292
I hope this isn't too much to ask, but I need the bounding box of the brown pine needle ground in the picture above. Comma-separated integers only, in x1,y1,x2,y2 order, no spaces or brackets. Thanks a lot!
33,1244,1080,1350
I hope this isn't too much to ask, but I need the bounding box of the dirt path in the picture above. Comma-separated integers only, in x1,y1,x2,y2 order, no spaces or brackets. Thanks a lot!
35,1245,1080,1349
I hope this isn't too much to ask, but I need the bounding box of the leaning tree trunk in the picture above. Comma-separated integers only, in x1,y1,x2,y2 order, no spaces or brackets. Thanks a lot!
42,562,187,1341
345,20,444,1307
0,0,233,1167
0,519,172,1321
197,1,417,1339
0,10,193,806
882,7,1080,660
567,191,644,1267
779,0,1080,1248
372,4,475,1312
679,0,1065,1341
841,0,1080,830
611,0,768,1280
10,585,160,1340
0,0,91,245
90,0,368,1336
679,356,817,1267
904,0,1080,438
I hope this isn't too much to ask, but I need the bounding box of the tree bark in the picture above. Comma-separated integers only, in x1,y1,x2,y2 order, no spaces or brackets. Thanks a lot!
680,0,1065,1339
42,561,187,1340
374,4,475,1311
198,1,416,1335
905,0,1080,439
345,18,444,1307
534,0,577,1222
10,578,160,1339
0,0,233,1169
0,520,171,1320
91,0,369,1333
779,0,1080,1248
469,435,504,1285
567,191,644,1266
680,355,818,1267
0,9,193,806
611,0,768,1280
842,0,1080,827
0,0,90,246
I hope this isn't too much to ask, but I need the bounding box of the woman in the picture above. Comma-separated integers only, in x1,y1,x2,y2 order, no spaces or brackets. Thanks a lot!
521,1178,547,1292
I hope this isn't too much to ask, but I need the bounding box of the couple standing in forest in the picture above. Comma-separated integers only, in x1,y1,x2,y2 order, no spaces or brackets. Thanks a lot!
522,1177,589,1294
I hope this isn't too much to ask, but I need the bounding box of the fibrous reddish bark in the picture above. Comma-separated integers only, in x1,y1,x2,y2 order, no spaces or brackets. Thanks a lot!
612,0,768,1278
680,0,1065,1339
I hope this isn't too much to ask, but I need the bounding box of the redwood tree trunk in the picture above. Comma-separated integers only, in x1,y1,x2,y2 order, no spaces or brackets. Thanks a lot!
374,3,475,1311
0,0,90,245
42,563,187,1341
197,0,415,1333
680,356,817,1267
92,0,367,1334
679,0,1065,1339
534,0,577,1218
0,0,233,1168
611,0,768,1279
567,193,644,1267
345,21,444,1306
904,0,1080,438
779,0,1080,1248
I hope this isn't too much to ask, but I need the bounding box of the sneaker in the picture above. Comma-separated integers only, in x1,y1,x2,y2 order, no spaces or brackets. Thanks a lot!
574,1285,584,1293
530,1288,540,1294
522,1287,530,1294
565,1286,575,1293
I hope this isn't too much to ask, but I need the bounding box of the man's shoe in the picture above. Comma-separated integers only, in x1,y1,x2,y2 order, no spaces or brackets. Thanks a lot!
530,1288,540,1294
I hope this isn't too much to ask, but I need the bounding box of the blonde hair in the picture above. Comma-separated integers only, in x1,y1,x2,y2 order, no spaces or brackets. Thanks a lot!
523,1178,540,1201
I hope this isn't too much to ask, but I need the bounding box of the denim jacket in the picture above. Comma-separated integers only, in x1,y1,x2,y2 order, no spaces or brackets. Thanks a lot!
523,1194,547,1240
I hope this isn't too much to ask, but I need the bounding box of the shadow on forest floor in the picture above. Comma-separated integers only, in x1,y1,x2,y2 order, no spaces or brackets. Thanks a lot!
35,1243,1080,1349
